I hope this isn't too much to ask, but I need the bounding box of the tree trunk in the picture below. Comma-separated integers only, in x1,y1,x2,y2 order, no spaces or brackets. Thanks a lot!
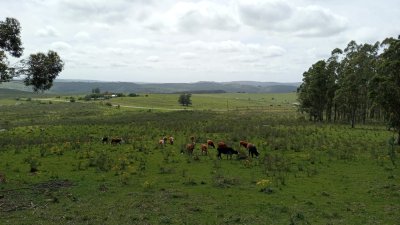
398,130,400,145
351,108,356,128
333,103,337,122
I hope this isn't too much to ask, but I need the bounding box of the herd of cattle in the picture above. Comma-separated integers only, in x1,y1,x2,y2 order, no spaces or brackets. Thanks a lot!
101,136,259,159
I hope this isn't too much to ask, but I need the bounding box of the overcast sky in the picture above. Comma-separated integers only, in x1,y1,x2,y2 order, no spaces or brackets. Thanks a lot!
1,0,399,83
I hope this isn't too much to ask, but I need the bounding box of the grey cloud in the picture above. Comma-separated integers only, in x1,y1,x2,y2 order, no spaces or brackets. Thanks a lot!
238,0,293,29
59,0,151,24
238,0,348,37
291,6,348,37
178,9,239,32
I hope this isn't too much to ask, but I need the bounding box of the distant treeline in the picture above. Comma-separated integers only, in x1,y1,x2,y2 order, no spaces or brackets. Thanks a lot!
173,90,227,94
297,36,400,139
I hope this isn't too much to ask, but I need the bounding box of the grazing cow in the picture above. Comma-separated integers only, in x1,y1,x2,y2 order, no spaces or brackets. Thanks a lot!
159,139,165,147
200,144,208,155
240,140,248,148
169,136,174,145
248,145,259,158
111,137,123,145
185,143,195,155
217,146,238,159
217,141,227,149
240,141,257,157
101,136,109,144
207,140,215,148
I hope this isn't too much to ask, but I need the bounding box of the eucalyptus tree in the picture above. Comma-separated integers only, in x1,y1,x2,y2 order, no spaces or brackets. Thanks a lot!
297,60,328,121
325,48,342,122
0,17,64,92
375,36,400,144
335,41,379,127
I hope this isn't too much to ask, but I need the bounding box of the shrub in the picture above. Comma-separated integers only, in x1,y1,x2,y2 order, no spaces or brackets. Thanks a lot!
24,155,40,172
128,93,138,97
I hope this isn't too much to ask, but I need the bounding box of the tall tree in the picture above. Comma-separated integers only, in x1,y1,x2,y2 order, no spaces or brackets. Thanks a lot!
335,41,378,127
325,48,342,122
375,36,400,144
297,60,328,121
0,17,64,92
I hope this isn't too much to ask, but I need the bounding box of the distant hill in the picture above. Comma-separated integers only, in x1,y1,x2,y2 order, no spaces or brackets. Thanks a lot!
0,80,300,94
0,88,54,98
0,88,35,97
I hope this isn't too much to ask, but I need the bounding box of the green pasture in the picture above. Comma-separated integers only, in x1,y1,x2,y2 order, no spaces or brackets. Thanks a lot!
107,93,297,111
0,98,399,225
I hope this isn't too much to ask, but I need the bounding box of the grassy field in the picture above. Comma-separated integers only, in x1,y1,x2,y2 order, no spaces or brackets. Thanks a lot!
0,93,399,225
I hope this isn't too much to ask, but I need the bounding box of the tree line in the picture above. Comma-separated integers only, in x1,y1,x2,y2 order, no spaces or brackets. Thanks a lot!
297,36,400,143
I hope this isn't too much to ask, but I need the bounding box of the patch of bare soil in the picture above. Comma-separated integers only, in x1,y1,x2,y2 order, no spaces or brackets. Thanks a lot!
0,179,73,213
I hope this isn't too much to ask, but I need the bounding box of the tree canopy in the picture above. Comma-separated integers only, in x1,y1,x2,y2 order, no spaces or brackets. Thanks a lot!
0,17,64,92
178,93,192,107
297,35,400,143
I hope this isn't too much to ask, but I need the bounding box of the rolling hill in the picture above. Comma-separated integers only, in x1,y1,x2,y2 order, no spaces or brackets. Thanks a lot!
0,80,300,94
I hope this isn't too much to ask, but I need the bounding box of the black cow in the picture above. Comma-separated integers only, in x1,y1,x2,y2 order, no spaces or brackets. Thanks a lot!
111,137,123,145
217,147,238,159
248,145,259,158
101,136,109,144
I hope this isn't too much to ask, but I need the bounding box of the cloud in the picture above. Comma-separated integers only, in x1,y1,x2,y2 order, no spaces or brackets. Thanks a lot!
149,1,240,33
291,6,348,37
51,41,72,51
36,26,60,37
228,55,260,63
238,0,348,37
238,0,293,28
58,0,151,24
74,31,91,41
117,38,161,49
179,40,284,56
265,46,286,57
180,52,198,59
110,62,130,68
146,56,160,62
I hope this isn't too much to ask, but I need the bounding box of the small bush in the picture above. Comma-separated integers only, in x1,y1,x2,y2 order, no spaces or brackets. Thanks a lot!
24,155,40,173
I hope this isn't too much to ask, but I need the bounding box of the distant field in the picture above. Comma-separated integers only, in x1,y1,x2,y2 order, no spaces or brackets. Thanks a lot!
0,89,55,106
0,92,399,225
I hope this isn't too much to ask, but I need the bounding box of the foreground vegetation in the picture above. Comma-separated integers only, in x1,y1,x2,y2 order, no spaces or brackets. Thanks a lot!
0,94,399,225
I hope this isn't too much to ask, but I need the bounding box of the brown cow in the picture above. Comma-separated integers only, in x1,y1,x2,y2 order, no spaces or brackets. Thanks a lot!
248,145,259,158
200,144,208,155
240,141,256,156
169,136,174,145
217,141,227,149
240,140,248,148
207,140,215,148
159,139,165,147
186,143,195,155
